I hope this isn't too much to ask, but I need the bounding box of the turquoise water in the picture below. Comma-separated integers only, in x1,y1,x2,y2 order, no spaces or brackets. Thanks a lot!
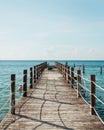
0,60,104,122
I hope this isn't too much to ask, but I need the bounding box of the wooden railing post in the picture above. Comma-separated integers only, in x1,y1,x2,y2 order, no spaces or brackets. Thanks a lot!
36,65,38,80
68,66,70,83
23,70,27,97
90,75,96,115
100,66,102,74
82,65,85,74
65,62,68,80
10,74,15,114
64,65,65,78
38,65,40,78
30,67,33,88
37,65,39,79
77,70,81,98
70,67,74,88
34,66,36,84
62,65,64,76
61,64,62,74
65,66,69,81
65,66,68,82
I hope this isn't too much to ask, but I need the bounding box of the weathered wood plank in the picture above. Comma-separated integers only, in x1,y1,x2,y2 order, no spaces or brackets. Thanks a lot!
0,68,104,130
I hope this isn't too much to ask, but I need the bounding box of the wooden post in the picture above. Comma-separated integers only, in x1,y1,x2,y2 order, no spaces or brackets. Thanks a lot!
64,65,66,79
90,75,96,115
82,65,85,74
65,66,67,80
65,61,68,67
63,65,64,76
62,65,63,76
65,66,68,82
38,65,40,78
36,65,38,80
39,65,40,78
70,67,74,88
34,66,36,84
68,66,70,83
100,66,102,74
77,70,81,98
61,64,62,74
23,70,27,97
30,67,33,88
10,74,15,114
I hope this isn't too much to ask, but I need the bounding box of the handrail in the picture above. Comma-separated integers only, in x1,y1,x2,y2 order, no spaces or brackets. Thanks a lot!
93,82,104,91
0,61,47,121
56,61,104,124
0,85,10,94
0,99,10,113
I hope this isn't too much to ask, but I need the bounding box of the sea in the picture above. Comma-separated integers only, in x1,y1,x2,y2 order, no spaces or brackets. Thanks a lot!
0,60,104,122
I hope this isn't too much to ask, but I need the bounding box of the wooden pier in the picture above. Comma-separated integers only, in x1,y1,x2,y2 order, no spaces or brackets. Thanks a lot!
0,64,104,130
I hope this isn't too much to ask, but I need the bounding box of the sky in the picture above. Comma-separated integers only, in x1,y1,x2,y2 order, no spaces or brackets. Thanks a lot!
0,0,104,60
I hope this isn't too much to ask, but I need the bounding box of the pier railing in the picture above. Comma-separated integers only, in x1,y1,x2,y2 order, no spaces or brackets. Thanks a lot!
0,62,47,121
56,62,104,124
0,83,10,122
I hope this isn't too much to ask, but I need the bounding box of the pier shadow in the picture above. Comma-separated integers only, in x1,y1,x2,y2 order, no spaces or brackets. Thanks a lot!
27,95,73,105
1,93,74,130
2,112,74,130
4,113,74,130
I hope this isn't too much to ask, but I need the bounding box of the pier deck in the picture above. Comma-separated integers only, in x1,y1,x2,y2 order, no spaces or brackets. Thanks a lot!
0,68,104,130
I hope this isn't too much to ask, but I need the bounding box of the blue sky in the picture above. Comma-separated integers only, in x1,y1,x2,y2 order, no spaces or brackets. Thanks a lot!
0,0,104,60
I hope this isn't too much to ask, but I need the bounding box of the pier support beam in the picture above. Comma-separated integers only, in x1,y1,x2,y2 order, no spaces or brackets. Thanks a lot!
77,70,81,98
70,67,74,88
90,75,96,115
10,74,15,114
23,70,27,97
30,67,33,88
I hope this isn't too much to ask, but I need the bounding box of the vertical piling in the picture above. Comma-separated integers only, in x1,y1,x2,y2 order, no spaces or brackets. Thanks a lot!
77,70,81,98
70,67,74,88
68,66,70,83
82,65,85,74
30,67,33,88
100,66,102,74
34,66,36,84
36,65,39,80
90,75,96,115
65,61,68,80
23,70,27,97
10,74,15,114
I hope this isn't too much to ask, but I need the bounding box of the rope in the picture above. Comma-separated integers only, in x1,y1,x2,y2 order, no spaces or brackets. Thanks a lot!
79,91,90,106
80,76,90,82
0,99,10,112
92,94,104,105
0,85,10,94
72,71,77,76
0,82,10,86
0,62,47,122
93,82,104,91
93,107,104,125
79,83,90,93
16,78,22,82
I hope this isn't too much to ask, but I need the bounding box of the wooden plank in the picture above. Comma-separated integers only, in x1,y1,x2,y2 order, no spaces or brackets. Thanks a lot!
0,69,104,130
